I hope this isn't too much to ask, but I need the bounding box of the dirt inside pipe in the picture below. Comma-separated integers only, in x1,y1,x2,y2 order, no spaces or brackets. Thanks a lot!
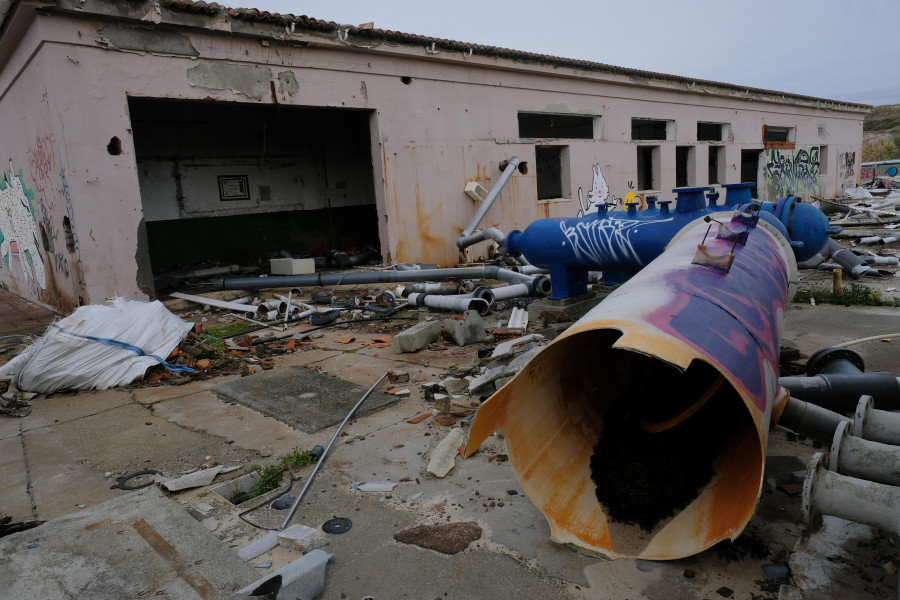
590,359,742,532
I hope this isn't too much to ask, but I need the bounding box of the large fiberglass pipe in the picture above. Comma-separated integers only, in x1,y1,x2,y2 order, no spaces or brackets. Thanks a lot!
466,208,798,560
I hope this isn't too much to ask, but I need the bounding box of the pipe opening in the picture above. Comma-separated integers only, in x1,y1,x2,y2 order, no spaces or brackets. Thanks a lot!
589,356,744,533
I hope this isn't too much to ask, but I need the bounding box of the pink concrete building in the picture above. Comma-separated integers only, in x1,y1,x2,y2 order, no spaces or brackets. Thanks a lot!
0,1,868,312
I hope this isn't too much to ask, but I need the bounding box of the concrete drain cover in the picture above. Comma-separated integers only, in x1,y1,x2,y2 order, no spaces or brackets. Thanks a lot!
211,366,399,433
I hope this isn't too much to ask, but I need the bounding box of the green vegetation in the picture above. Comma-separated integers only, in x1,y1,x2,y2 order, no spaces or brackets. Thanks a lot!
863,104,900,162
232,465,284,504
206,321,252,338
281,447,319,470
794,283,900,307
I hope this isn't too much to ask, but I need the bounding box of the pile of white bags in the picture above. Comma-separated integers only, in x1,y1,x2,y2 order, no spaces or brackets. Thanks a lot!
0,298,193,393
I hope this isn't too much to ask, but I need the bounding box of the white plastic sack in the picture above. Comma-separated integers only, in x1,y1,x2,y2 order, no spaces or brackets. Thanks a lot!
0,298,193,393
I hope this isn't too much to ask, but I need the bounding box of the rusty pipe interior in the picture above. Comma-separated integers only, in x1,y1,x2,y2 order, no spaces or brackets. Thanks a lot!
466,214,797,560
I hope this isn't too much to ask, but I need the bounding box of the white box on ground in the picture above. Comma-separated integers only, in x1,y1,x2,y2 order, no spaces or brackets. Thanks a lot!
270,258,315,275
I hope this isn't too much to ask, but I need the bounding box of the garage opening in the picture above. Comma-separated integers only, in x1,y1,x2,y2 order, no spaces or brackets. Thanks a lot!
128,98,380,293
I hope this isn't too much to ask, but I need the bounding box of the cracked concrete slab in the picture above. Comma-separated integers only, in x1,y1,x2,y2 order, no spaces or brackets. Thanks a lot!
211,366,401,433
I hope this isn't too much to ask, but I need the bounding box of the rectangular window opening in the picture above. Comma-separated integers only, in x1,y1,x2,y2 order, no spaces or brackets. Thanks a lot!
697,122,730,142
637,146,659,191
676,146,693,187
819,145,829,175
519,113,595,139
536,145,570,200
763,125,796,149
632,118,674,141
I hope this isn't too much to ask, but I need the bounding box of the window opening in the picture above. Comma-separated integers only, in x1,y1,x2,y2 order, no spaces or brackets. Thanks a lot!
519,113,595,139
697,122,726,142
632,118,673,141
536,145,567,200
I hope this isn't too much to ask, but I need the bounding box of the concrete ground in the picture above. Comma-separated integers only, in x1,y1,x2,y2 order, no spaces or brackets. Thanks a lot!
0,268,899,599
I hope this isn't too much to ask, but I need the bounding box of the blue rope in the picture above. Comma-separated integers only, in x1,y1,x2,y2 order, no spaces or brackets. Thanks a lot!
78,332,195,373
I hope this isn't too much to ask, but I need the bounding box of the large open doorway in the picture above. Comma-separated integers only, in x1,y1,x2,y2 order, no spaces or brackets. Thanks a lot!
128,98,380,294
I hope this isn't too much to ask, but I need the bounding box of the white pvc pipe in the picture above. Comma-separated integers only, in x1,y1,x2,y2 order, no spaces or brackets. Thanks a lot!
489,283,531,302
460,157,521,238
170,292,261,313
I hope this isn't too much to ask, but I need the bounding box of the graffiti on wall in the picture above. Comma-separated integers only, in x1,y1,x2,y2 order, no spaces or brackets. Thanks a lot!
575,164,626,217
860,166,876,181
60,167,87,293
0,162,47,289
838,152,856,179
764,147,820,195
29,135,55,194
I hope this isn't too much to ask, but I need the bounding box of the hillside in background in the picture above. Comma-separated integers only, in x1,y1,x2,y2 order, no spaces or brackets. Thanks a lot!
863,104,900,162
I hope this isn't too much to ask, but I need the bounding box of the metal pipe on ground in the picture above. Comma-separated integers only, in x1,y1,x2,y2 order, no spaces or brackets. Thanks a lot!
853,395,900,445
406,292,490,316
829,420,900,486
212,266,549,296
825,238,892,277
466,211,798,560
778,347,900,411
279,373,389,530
802,452,900,548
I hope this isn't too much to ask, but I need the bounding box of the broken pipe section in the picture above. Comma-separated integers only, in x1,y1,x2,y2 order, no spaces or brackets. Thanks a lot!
466,211,797,560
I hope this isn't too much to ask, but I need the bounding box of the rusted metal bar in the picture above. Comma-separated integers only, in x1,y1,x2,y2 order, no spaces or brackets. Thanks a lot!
466,210,797,560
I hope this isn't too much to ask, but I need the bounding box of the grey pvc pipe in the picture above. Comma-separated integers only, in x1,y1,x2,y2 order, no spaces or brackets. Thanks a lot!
279,372,388,530
213,266,544,294
853,395,900,446
829,420,900,486
460,157,521,238
457,227,507,250
803,452,900,535
863,255,900,265
406,292,490,316
777,396,850,444
402,282,461,296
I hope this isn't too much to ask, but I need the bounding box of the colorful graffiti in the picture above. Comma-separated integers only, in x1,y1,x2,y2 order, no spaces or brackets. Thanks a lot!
764,147,820,195
28,135,55,194
0,162,47,289
838,152,856,179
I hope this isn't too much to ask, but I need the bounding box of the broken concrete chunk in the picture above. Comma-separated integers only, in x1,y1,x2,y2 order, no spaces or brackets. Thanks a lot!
393,320,442,353
494,376,514,391
237,529,280,561
277,524,327,553
440,377,470,395
387,369,410,384
235,549,332,599
443,310,487,346
355,481,397,492
427,428,466,478
449,396,477,416
489,333,545,362
159,465,225,492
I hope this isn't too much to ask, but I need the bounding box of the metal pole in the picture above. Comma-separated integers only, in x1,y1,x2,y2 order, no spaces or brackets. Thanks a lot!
460,157,521,238
278,372,389,530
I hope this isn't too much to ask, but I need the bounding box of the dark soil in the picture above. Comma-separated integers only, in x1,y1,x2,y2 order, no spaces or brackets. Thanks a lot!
394,521,482,554
590,363,741,531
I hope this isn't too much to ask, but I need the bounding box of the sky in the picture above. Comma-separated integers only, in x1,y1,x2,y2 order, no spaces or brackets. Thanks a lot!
240,0,897,106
